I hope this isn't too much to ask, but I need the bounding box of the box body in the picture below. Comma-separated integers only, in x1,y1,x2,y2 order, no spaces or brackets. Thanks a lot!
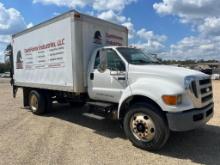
12,11,128,93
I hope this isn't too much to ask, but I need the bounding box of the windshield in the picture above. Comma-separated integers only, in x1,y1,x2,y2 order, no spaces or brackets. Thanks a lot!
117,48,160,65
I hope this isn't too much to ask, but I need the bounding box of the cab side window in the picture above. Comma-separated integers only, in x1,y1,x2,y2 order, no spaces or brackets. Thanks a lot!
106,49,125,71
94,51,100,69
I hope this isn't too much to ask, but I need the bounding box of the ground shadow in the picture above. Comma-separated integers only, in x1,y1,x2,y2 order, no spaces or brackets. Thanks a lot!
44,103,126,139
45,103,220,165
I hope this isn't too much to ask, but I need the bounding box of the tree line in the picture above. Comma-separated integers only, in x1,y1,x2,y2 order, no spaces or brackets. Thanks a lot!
162,59,219,65
0,62,10,73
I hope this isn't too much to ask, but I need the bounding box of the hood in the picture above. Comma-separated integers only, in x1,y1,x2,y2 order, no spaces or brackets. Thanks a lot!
128,64,208,85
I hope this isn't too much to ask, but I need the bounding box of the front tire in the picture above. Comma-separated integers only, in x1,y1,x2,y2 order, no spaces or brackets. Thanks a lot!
29,90,46,115
123,102,170,151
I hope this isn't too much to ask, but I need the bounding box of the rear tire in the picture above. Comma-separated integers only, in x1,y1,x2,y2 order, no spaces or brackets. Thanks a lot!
29,90,46,115
123,102,170,151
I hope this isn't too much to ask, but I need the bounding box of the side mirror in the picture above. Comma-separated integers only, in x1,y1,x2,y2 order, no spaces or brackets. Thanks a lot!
4,44,13,57
119,61,126,71
98,49,107,73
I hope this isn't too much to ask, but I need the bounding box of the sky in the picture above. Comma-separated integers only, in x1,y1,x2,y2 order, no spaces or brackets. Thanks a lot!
0,0,220,62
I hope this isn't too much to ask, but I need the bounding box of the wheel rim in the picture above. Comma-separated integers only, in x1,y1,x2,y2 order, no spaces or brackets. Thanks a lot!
130,113,156,142
30,94,38,111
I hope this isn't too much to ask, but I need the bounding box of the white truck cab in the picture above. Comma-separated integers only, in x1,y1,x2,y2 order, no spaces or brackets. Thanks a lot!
87,46,214,149
8,10,214,151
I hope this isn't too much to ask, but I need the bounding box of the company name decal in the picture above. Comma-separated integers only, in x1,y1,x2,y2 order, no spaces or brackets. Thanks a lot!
22,38,65,70
93,30,125,46
24,39,65,53
105,33,124,46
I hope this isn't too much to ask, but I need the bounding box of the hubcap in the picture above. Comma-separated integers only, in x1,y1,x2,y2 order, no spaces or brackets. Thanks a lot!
130,113,156,142
30,94,38,111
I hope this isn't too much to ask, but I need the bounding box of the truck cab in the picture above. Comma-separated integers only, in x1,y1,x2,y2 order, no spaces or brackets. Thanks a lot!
87,46,214,150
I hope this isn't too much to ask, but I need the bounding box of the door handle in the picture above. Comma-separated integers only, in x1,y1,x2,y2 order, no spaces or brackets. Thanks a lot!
117,76,126,80
90,73,94,80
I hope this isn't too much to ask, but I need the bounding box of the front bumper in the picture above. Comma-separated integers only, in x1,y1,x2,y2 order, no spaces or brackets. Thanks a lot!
166,103,214,131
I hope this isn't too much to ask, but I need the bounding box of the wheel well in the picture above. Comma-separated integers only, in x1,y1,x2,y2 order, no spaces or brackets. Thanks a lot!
119,95,165,120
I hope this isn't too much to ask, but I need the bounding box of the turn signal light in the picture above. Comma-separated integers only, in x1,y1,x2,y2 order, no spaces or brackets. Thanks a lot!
162,95,182,106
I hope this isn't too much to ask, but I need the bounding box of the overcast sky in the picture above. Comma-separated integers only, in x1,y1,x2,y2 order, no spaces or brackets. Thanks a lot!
0,0,220,62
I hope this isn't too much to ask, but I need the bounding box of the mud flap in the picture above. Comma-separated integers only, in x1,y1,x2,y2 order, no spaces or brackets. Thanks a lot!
13,85,18,98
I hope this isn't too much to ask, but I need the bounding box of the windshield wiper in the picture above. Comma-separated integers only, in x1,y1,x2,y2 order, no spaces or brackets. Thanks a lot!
151,61,161,64
136,59,161,65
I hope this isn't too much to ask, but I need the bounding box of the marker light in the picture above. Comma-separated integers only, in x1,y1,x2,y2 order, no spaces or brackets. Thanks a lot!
162,95,182,106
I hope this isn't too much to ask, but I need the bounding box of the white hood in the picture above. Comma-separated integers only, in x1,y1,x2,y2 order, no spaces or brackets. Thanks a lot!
128,64,208,85
129,65,206,77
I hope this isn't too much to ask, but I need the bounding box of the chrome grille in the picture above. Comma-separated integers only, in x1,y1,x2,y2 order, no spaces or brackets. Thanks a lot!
198,77,213,105
188,77,213,108
199,79,211,85
191,80,198,98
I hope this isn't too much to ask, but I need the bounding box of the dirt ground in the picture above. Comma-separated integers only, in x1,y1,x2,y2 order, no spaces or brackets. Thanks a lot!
0,79,219,165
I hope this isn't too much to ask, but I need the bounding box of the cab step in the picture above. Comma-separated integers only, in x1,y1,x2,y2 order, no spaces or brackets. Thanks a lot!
87,101,113,108
86,101,118,120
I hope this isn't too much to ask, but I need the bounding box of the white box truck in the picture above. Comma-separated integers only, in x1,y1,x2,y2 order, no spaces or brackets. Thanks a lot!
6,10,214,150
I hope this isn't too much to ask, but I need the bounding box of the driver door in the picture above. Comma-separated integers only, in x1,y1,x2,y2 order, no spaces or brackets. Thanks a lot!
88,48,127,103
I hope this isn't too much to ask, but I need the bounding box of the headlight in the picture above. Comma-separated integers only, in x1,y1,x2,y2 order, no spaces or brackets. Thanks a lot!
184,76,196,90
184,76,198,98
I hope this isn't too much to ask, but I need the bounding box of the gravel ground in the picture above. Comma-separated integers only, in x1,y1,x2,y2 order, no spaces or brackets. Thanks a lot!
0,79,219,165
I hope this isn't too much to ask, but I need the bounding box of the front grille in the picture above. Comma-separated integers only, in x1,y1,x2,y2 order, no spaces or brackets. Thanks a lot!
201,86,212,94
189,77,213,107
206,108,213,117
201,94,213,103
199,79,211,85
191,80,198,98
198,77,213,104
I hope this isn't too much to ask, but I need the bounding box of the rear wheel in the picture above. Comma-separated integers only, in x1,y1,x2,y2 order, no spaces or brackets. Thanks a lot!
29,90,46,115
123,102,170,150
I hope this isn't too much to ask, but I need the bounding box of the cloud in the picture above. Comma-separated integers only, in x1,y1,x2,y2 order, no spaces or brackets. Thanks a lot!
137,28,167,43
0,2,26,35
153,0,220,34
33,0,91,9
153,0,220,60
0,2,31,63
122,22,135,39
97,10,127,24
153,0,220,24
132,28,167,53
93,0,137,12
0,35,11,44
27,22,34,29
160,35,220,60
53,12,61,16
198,17,220,36
33,0,137,12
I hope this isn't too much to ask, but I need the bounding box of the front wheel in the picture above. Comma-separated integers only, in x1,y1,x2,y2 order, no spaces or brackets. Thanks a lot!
123,103,170,150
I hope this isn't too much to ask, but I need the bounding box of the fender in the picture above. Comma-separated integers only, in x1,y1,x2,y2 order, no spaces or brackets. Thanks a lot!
117,78,190,119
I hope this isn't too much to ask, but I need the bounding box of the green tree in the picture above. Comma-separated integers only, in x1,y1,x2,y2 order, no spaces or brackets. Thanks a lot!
0,62,10,73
